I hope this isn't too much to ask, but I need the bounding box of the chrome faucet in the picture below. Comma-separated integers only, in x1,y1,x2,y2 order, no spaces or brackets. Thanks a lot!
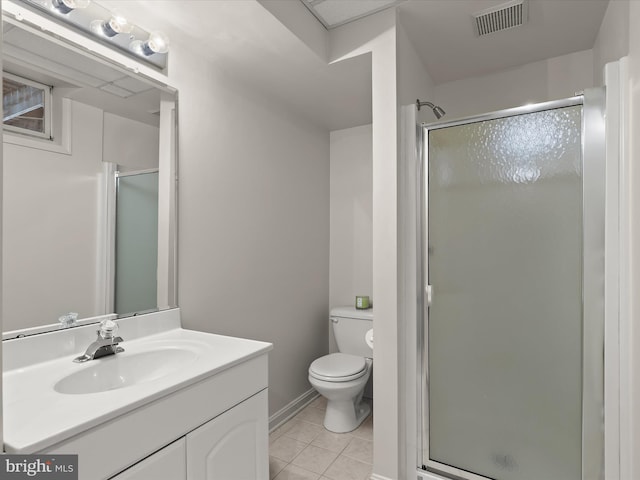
73,319,124,363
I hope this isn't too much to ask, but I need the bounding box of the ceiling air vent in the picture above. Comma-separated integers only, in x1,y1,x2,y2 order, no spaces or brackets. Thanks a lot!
473,0,528,37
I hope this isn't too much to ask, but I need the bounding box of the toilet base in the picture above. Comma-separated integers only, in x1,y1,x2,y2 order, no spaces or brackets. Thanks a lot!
309,358,373,434
323,398,371,433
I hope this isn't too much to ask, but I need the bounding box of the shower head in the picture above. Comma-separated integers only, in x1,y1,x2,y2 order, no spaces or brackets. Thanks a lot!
416,99,446,119
432,105,446,119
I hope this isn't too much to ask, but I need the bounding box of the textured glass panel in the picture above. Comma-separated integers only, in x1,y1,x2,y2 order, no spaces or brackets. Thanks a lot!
115,172,159,315
428,106,582,480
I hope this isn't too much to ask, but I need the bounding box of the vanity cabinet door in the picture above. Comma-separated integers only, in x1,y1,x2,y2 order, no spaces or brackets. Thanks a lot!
109,438,186,480
186,389,268,480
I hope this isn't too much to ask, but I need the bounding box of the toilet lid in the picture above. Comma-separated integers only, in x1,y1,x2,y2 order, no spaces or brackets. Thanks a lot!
309,353,366,380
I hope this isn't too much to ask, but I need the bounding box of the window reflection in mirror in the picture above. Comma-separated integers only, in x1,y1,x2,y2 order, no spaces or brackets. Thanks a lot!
3,72,51,138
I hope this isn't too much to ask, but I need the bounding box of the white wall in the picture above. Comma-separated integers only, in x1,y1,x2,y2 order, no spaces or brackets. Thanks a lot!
433,49,594,119
103,113,159,172
170,44,330,416
592,4,631,477
329,124,372,309
3,101,105,331
625,3,640,479
593,0,629,85
257,0,328,62
396,14,435,480
397,16,435,108
330,9,399,478
328,10,441,478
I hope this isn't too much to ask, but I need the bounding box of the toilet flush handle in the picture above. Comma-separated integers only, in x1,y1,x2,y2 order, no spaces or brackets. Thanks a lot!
331,318,339,324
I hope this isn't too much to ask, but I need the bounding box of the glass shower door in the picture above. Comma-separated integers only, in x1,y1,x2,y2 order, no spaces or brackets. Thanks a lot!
421,96,604,480
115,171,159,315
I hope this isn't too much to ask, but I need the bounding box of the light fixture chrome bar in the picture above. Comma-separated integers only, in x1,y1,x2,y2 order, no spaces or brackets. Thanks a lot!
16,0,169,70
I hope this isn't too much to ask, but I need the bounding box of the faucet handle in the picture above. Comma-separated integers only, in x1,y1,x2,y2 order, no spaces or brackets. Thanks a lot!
99,319,119,339
58,312,78,329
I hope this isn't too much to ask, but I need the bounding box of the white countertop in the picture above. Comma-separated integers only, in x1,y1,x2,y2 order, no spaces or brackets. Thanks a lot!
3,321,272,453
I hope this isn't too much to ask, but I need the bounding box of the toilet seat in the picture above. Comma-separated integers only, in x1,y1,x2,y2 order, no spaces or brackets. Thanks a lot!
309,353,367,382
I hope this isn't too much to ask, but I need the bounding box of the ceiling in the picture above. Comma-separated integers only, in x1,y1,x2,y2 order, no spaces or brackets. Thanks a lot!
97,0,609,131
399,0,609,84
296,0,608,84
100,0,372,131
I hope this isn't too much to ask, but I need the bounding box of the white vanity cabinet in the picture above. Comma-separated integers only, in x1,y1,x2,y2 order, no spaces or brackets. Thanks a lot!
4,311,272,480
25,334,271,480
109,439,187,480
186,389,268,480
110,390,268,480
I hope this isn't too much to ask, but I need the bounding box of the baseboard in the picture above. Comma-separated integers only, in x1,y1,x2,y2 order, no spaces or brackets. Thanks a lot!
269,388,319,432
370,474,394,480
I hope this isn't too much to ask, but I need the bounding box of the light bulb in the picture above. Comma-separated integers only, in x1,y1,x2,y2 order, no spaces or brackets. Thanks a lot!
130,31,170,57
90,14,133,38
145,31,170,54
51,0,90,14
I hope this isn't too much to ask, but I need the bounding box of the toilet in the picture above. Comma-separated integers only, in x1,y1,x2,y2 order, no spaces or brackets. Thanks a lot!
308,306,373,433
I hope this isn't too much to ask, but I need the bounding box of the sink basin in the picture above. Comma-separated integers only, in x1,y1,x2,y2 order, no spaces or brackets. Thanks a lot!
3,316,274,455
54,348,198,395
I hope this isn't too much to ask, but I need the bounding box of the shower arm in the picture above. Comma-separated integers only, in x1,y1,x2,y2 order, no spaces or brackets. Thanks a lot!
416,100,435,111
416,99,446,119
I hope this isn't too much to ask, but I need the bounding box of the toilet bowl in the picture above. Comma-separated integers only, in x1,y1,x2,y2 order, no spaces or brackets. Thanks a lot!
308,307,373,433
309,353,372,433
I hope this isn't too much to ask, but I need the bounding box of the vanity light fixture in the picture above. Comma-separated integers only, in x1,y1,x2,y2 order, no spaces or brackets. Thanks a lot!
16,0,169,69
51,0,90,14
129,31,170,56
90,13,133,38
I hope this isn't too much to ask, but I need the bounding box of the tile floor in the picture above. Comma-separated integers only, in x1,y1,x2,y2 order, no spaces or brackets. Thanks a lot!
269,397,373,480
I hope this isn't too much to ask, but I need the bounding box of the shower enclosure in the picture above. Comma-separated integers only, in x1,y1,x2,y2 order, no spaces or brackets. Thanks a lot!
417,90,605,480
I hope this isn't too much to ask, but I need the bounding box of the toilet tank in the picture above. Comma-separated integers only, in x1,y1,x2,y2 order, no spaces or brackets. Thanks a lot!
330,306,373,358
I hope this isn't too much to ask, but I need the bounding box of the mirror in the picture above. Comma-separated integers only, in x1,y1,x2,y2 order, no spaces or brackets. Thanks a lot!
2,11,177,337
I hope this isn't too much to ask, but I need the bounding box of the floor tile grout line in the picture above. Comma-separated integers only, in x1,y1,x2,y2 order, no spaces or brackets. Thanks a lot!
281,431,317,444
290,441,339,474
292,463,322,479
281,435,355,478
321,451,344,478
273,462,319,480
341,452,373,466
269,458,287,480
342,436,373,465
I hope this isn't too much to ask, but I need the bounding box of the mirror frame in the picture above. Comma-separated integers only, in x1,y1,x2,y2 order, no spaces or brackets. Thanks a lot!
2,0,179,339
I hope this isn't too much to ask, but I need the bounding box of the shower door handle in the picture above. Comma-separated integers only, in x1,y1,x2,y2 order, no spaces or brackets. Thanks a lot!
425,285,433,307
